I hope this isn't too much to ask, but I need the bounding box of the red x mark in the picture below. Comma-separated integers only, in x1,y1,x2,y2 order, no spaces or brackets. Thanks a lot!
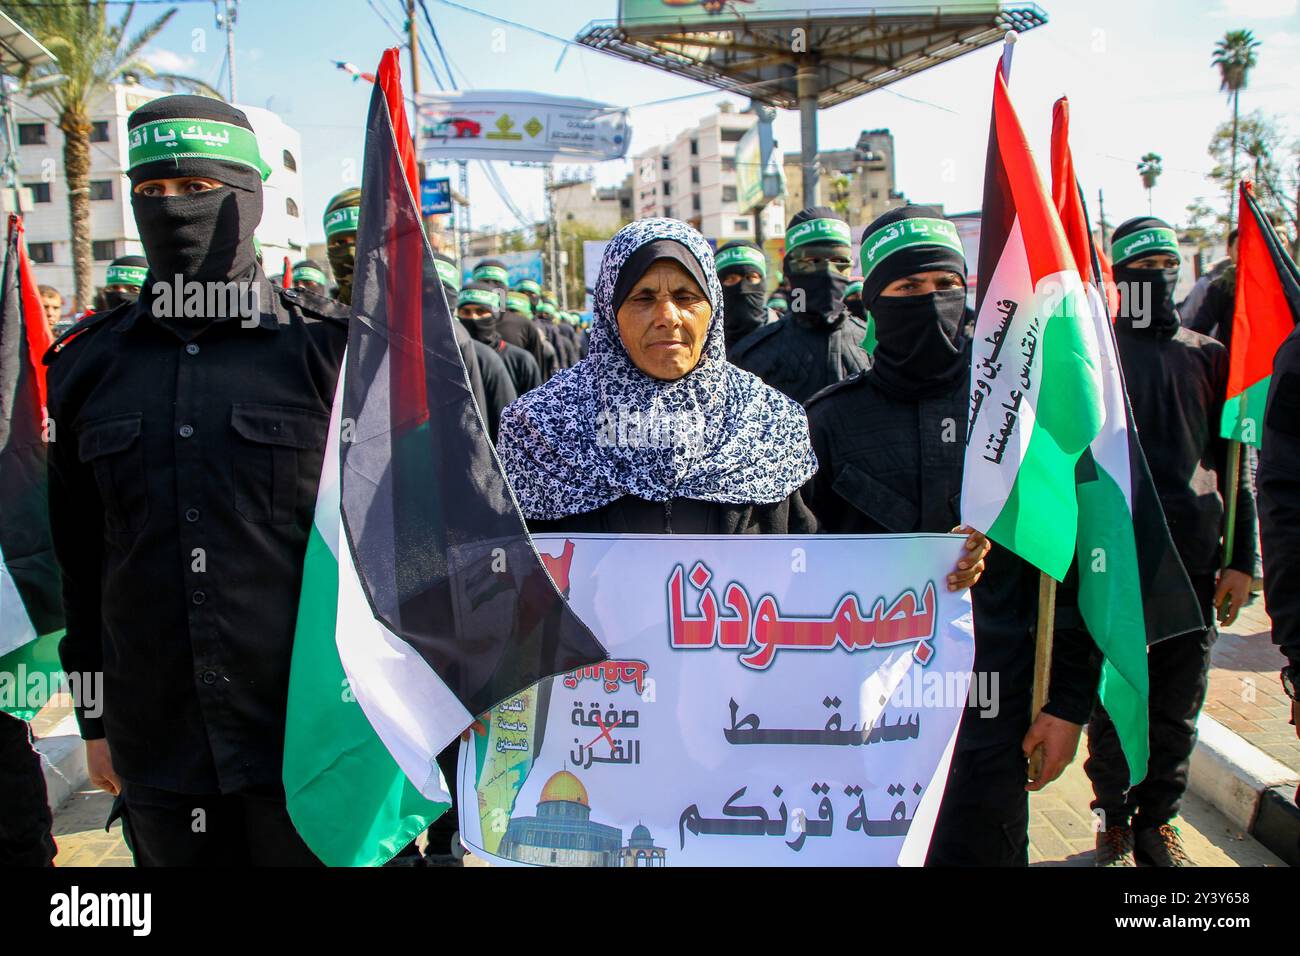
587,712,622,752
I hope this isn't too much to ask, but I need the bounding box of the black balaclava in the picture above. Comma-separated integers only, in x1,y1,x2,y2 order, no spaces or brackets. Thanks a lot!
716,239,768,350
859,204,970,398
845,279,866,320
324,187,361,305
433,251,462,305
102,254,148,309
126,95,267,287
457,281,503,345
1110,216,1181,338
784,206,852,328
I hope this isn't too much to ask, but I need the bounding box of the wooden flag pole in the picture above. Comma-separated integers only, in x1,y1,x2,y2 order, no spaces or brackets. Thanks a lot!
1221,438,1242,571
1028,572,1057,780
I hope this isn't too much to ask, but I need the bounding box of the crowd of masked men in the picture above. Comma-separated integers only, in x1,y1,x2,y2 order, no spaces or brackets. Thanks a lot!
3,94,1298,871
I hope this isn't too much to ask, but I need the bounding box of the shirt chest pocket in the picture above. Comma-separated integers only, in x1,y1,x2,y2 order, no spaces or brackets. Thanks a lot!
231,403,329,525
831,462,919,534
78,413,148,533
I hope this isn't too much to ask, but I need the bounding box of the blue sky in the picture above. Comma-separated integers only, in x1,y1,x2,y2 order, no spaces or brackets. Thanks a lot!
137,0,1300,242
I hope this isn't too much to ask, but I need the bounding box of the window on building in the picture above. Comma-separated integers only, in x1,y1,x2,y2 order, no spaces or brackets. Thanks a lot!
92,240,117,261
721,157,735,172
286,197,300,217
662,182,671,197
690,139,698,156
28,242,53,263
690,166,699,184
664,206,674,220
721,127,746,142
661,155,670,171
89,180,114,201
692,195,700,212
25,182,51,204
17,123,45,146
871,189,879,200
722,185,737,203
283,149,297,172
90,121,111,143
733,219,749,232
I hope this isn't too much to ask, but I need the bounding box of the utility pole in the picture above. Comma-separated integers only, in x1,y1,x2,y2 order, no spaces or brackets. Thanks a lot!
406,0,438,246
544,164,562,304
458,160,471,261
213,0,238,102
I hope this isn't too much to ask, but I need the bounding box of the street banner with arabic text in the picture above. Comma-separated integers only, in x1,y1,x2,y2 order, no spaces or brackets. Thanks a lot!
416,91,629,163
458,533,975,867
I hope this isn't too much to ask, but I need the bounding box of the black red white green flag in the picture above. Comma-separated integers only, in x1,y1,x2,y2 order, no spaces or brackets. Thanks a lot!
283,48,607,867
960,64,1105,582
1221,180,1300,446
0,214,64,721
1050,98,1203,785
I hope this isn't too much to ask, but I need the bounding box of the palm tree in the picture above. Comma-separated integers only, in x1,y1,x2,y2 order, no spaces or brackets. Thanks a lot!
10,2,221,311
1212,29,1262,231
1137,153,1163,214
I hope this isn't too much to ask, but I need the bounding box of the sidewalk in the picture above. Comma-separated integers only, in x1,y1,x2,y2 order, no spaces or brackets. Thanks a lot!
1204,597,1299,773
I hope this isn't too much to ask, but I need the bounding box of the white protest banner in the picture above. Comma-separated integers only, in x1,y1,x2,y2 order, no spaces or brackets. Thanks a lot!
458,533,975,867
416,91,629,163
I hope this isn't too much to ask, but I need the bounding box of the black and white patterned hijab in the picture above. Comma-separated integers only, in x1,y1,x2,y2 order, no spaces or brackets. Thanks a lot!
497,218,817,520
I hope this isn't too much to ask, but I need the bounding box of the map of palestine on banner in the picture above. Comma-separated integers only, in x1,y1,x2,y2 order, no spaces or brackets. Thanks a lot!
458,534,977,867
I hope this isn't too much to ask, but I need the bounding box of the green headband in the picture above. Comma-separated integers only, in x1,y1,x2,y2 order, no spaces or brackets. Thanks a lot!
786,218,851,254
1112,226,1180,266
860,217,964,280
434,258,461,291
457,287,499,310
105,264,147,287
128,118,271,181
514,279,541,294
715,245,767,274
324,206,359,238
536,301,557,317
292,266,327,286
768,294,788,307
506,291,532,314
845,280,863,296
473,265,510,284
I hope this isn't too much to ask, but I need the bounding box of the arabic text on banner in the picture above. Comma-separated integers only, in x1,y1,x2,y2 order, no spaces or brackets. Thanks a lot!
458,534,975,867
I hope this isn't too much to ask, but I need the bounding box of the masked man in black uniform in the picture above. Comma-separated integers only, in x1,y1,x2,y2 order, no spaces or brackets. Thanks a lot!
802,205,1099,866
458,282,542,397
1085,217,1256,867
45,95,350,866
715,240,774,357
731,207,869,401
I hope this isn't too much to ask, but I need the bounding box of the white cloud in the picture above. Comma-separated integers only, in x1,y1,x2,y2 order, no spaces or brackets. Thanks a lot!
1211,0,1298,18
141,48,197,73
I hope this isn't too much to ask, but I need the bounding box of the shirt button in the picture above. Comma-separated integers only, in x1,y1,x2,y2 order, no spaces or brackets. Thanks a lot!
201,670,217,685
178,424,194,438
185,343,200,355
184,507,200,522
191,589,206,606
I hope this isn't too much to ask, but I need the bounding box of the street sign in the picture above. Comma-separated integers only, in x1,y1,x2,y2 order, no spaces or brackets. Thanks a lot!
421,177,452,216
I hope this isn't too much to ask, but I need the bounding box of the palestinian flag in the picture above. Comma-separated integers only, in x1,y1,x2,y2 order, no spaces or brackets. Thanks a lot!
960,64,1105,582
0,215,64,721
1051,99,1204,784
283,49,607,867
1221,180,1300,447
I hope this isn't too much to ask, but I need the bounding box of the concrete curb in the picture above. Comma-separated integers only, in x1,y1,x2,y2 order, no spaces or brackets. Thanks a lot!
33,711,89,811
1189,713,1299,864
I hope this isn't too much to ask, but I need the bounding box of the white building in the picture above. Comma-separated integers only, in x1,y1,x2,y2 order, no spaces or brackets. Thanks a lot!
632,104,784,246
11,81,306,298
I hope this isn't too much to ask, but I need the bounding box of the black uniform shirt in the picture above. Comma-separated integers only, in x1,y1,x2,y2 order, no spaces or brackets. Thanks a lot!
730,309,870,404
46,275,347,794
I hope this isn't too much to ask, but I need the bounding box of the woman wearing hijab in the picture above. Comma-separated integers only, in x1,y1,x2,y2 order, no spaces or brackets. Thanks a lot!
497,218,817,534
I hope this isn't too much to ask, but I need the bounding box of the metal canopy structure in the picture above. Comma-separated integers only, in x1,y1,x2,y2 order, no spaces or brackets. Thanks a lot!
577,3,1047,207
0,11,55,74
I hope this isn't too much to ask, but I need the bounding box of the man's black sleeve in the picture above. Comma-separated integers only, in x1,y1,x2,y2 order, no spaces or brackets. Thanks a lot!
46,382,107,740
1259,331,1300,668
